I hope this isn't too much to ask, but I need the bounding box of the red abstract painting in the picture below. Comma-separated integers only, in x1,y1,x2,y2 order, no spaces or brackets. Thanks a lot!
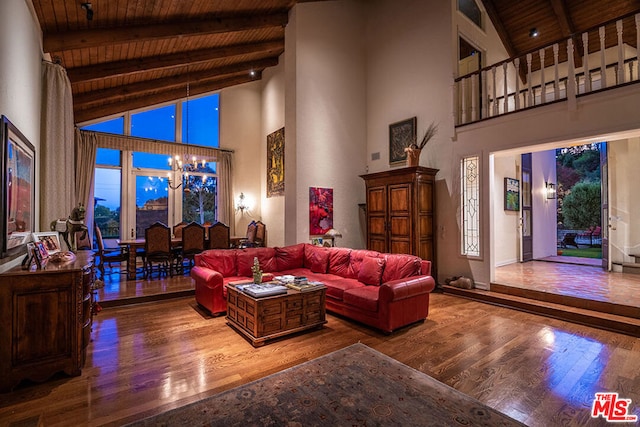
309,187,333,235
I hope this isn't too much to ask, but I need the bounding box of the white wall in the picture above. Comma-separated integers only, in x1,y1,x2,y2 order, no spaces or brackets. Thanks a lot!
219,81,262,237
287,1,368,248
0,0,43,272
261,56,286,247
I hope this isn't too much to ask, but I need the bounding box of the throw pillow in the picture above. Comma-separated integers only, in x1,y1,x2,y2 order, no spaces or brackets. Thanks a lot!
358,256,385,286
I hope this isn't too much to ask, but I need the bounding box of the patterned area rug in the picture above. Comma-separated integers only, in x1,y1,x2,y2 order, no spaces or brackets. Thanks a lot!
128,343,524,426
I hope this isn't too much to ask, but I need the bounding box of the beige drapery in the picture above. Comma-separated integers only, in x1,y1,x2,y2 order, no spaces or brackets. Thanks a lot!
217,151,234,236
75,129,97,240
79,130,234,228
40,61,75,236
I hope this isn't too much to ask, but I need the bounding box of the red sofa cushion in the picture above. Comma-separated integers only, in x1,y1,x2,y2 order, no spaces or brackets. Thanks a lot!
197,249,237,277
237,248,277,276
275,243,305,271
358,256,385,286
382,254,421,283
328,248,351,276
346,249,380,279
343,286,379,312
304,245,330,273
323,276,364,301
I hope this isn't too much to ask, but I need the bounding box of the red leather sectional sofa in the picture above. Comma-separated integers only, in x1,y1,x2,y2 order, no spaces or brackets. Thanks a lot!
190,243,436,333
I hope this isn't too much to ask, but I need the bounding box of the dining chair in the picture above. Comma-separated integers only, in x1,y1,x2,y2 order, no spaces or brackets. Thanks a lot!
144,222,173,278
208,221,230,249
94,224,128,279
254,221,266,247
74,229,92,250
173,221,187,238
178,222,206,273
236,221,257,248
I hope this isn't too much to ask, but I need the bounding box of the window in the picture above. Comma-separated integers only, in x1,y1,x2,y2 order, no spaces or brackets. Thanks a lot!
458,0,482,29
94,148,122,239
461,155,480,257
83,93,222,236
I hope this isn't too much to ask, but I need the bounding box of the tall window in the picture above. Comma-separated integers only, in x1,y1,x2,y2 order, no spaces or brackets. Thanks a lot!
83,93,221,235
461,155,480,257
94,148,122,239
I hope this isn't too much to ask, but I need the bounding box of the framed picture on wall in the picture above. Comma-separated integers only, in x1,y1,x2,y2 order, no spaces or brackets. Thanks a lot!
267,127,285,197
1,115,36,258
504,177,520,211
389,116,416,165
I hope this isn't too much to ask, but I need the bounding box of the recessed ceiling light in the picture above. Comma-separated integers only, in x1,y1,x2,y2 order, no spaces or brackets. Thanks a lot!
529,28,539,38
250,70,256,77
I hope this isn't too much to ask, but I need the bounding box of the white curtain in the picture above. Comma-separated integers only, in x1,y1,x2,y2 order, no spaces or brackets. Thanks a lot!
40,61,75,235
75,129,97,240
217,151,234,236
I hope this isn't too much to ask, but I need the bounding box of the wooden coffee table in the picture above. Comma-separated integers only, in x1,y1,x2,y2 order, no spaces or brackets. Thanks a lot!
226,282,327,347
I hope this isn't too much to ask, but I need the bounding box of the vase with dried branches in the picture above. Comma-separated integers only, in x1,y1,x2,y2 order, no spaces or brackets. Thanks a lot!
405,122,438,167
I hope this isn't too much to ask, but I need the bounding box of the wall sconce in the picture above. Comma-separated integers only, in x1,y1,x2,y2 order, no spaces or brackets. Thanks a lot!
236,192,249,213
545,182,556,199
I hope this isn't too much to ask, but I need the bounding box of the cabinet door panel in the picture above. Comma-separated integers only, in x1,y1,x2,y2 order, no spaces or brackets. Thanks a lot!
367,187,386,214
369,238,387,253
388,184,411,214
390,217,410,237
390,241,411,255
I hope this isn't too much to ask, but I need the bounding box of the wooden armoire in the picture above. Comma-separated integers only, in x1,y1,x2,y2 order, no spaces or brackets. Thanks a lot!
361,166,437,279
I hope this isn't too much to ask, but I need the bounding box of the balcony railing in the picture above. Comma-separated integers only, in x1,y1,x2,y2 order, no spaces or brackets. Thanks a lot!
455,12,640,126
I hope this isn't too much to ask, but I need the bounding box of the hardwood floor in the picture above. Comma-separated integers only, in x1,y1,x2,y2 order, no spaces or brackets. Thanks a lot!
1,290,638,426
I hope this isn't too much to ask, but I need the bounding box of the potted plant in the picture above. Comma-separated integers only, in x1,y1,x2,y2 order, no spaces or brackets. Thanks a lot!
405,121,438,166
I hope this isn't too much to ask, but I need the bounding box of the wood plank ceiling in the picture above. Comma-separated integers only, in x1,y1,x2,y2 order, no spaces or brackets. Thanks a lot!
33,1,640,124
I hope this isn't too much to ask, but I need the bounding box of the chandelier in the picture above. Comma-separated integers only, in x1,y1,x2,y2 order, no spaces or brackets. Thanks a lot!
167,155,208,190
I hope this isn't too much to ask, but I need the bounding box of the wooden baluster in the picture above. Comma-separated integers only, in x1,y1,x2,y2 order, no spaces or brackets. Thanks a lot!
460,77,468,124
471,73,478,121
567,39,576,110
599,26,607,89
616,20,624,85
539,48,546,103
526,53,533,107
514,58,520,110
481,69,488,119
582,32,591,93
502,62,508,113
491,66,497,116
553,44,559,100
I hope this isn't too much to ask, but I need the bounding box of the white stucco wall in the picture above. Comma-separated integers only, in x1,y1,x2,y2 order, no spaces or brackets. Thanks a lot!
0,0,43,272
286,1,367,249
219,81,263,237
261,57,286,247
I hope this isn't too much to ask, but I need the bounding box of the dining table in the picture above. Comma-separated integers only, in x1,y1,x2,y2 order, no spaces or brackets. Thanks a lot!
117,238,183,280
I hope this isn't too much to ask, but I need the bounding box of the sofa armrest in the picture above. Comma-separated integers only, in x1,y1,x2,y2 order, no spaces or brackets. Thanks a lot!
420,260,432,276
190,266,223,289
379,275,436,302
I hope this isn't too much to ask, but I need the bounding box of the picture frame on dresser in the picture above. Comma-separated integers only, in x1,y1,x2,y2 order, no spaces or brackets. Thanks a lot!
0,115,36,258
32,231,62,255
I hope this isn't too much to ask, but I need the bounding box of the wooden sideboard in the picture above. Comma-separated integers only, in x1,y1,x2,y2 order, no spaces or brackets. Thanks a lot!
0,251,95,392
361,166,438,280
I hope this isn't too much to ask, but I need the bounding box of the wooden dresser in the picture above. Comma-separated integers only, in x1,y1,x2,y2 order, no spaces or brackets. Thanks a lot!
361,166,438,279
0,251,95,392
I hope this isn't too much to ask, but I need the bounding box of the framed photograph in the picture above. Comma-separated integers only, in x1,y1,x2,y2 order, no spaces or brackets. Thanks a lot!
32,231,62,255
1,115,36,258
389,116,416,165
34,241,48,265
267,127,285,198
504,177,520,211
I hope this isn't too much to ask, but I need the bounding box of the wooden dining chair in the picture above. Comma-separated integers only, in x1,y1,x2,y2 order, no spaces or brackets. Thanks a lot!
144,222,173,278
208,222,230,249
178,222,206,273
94,224,128,279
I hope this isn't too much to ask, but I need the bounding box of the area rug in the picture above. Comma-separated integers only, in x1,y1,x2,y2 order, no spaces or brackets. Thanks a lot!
128,343,524,426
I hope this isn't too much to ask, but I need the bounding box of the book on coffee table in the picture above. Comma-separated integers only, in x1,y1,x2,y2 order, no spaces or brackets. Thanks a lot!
240,283,288,298
286,281,325,292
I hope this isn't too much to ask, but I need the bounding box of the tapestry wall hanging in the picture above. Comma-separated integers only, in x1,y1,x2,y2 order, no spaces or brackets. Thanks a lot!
504,177,520,211
267,127,285,197
309,187,333,235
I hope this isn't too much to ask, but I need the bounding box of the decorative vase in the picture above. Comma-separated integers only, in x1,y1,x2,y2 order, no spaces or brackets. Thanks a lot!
407,148,421,167
253,272,263,284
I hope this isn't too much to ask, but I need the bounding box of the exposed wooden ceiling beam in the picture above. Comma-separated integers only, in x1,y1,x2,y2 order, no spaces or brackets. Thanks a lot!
67,39,284,84
75,73,262,124
549,0,574,37
74,57,278,108
44,12,288,52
